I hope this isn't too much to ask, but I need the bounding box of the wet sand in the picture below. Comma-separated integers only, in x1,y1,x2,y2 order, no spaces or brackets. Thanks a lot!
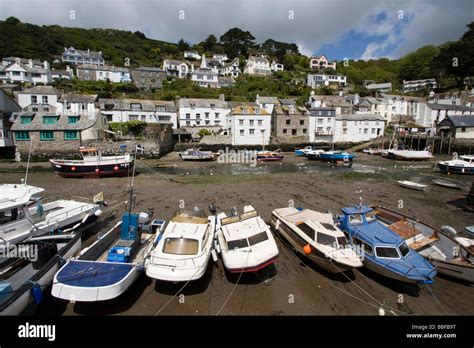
2,153,473,316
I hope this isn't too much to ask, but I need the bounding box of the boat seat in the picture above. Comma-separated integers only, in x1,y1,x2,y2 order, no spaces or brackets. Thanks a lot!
409,235,439,251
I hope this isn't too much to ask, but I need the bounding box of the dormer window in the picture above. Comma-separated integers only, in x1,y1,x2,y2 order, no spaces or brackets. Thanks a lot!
242,108,247,114
255,109,260,114
131,103,142,111
210,104,215,110
42,96,48,104
20,115,32,124
190,103,196,109
68,116,80,124
155,105,166,112
43,115,59,124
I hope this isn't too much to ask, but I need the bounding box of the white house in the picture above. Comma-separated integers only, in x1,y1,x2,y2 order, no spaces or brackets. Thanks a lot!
212,54,228,64
184,51,201,60
221,58,240,78
366,82,392,92
178,97,230,129
428,91,468,106
438,115,474,139
99,98,177,128
308,107,336,143
244,56,271,75
255,95,281,114
333,114,385,143
309,55,337,71
307,74,347,88
0,88,21,149
76,64,131,83
162,59,188,78
229,104,271,145
51,66,74,80
190,68,219,88
62,47,105,66
403,78,437,93
56,94,98,116
416,103,474,134
0,58,51,85
16,86,61,110
270,61,284,72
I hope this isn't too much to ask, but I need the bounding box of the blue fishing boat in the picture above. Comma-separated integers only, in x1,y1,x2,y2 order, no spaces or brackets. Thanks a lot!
337,205,437,284
320,151,355,166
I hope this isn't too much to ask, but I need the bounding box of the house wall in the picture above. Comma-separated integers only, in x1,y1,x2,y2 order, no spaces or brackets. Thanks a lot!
179,106,230,128
231,115,271,145
17,93,59,109
272,112,309,142
102,110,177,128
455,127,474,139
334,119,384,143
308,116,335,143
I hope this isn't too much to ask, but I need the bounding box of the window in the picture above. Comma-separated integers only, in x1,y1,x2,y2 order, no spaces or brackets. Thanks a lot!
239,120,244,125
40,131,54,141
205,112,210,119
205,120,210,125
227,238,249,250
215,112,220,118
283,129,287,134
141,115,146,122
129,115,138,121
186,113,190,119
365,120,369,125
31,96,37,104
42,96,48,104
292,129,297,135
240,130,244,135
371,128,375,134
300,120,304,125
297,222,315,240
186,121,190,125
318,118,323,124
337,236,348,247
255,109,260,114
12,71,21,76
64,130,78,140
317,232,336,246
131,103,142,111
196,113,201,119
461,127,466,132
32,107,38,112
190,103,195,110
68,116,79,124
303,129,307,134
249,120,254,126
399,243,410,257
249,129,255,135
317,127,323,132
43,116,59,124
364,129,368,134
258,120,263,126
15,131,30,141
353,237,373,255
20,116,32,125
349,214,363,224
81,103,87,111
286,120,290,125
163,238,199,255
248,232,268,246
375,246,399,259
343,129,347,134
210,104,215,110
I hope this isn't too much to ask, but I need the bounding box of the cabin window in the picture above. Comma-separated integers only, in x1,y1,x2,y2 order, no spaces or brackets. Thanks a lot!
316,232,336,246
353,237,373,255
375,246,399,259
349,214,363,224
399,242,410,257
297,222,315,240
248,231,268,246
0,208,19,224
162,238,199,255
337,236,348,247
227,238,249,250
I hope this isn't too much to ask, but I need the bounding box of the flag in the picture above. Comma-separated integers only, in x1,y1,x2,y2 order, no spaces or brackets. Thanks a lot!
93,192,104,203
136,144,145,154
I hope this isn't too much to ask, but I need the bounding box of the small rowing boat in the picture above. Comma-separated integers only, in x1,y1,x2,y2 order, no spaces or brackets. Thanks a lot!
397,181,427,191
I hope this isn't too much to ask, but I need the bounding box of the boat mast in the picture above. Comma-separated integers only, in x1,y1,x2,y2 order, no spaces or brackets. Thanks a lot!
128,146,138,217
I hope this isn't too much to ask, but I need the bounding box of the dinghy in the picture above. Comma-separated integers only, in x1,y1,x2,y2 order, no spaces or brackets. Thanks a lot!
436,155,474,175
256,150,284,161
50,147,134,178
372,206,474,283
0,183,103,246
397,181,427,191
271,207,363,273
145,208,216,282
432,179,462,190
215,205,279,273
51,212,161,302
0,233,81,315
179,148,216,161
338,205,437,283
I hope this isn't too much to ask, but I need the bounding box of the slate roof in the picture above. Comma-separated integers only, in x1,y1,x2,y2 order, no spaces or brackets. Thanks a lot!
444,115,474,128
257,96,280,105
64,47,103,60
132,67,165,72
425,103,474,111
17,86,60,95
98,98,176,112
59,94,98,103
336,114,385,121
179,98,228,109
230,104,269,115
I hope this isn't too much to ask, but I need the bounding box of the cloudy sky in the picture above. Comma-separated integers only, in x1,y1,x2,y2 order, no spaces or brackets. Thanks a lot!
1,0,473,60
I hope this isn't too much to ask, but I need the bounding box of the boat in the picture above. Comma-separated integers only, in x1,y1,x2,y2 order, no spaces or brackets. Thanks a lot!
386,150,433,161
363,148,383,155
432,179,462,190
319,151,355,166
49,147,134,178
337,205,437,283
397,181,427,191
0,232,82,315
256,150,284,161
295,146,313,156
179,148,216,161
215,205,279,273
145,208,216,282
306,149,325,160
271,207,363,273
0,183,104,246
372,206,474,283
51,211,162,302
436,155,474,175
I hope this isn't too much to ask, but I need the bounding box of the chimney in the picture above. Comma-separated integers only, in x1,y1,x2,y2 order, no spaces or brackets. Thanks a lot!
66,65,71,72
64,47,67,52
88,49,90,54
256,94,259,102
218,94,225,101
28,59,33,68
43,60,50,69
191,64,194,72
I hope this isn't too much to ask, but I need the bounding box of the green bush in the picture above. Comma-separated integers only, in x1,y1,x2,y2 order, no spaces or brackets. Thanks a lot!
109,121,147,137
198,129,211,137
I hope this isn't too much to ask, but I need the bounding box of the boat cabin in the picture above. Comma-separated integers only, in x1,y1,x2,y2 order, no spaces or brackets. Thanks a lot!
339,205,411,260
220,209,269,250
0,184,44,229
460,155,474,164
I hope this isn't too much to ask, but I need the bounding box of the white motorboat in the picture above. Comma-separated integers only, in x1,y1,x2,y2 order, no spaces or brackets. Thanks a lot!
271,207,363,273
436,155,474,175
179,148,216,161
0,183,103,246
145,209,216,282
51,212,162,302
397,180,428,191
215,205,279,273
0,233,82,315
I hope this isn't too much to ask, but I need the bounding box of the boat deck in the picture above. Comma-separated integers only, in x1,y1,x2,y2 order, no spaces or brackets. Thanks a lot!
387,220,420,239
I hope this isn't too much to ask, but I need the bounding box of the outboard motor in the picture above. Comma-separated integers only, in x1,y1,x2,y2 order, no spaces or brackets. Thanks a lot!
230,207,238,216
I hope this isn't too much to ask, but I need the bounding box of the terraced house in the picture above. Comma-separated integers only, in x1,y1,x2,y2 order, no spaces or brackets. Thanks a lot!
0,57,51,85
229,104,271,145
271,102,310,143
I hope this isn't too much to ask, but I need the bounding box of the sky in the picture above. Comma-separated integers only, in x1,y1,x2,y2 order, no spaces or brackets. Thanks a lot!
1,0,473,60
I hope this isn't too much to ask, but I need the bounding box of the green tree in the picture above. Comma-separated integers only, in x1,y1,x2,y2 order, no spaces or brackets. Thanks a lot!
219,28,256,58
201,34,218,52
177,38,190,51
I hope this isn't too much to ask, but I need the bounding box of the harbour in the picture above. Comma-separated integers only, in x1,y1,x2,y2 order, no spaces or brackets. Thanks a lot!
1,152,473,316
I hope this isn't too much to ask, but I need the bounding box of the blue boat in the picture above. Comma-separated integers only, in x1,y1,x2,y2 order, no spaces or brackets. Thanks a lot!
320,151,356,165
51,213,165,302
337,205,437,284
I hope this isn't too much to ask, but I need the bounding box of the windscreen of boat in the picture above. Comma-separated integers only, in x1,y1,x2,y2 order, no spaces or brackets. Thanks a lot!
240,210,258,221
171,210,208,224
0,208,19,224
227,238,249,250
364,211,376,222
320,222,337,231
162,238,199,255
349,214,363,224
337,236,348,247
316,232,336,247
399,242,410,257
248,231,269,246
375,246,399,259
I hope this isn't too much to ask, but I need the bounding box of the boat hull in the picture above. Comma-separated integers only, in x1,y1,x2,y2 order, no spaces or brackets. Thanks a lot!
224,255,278,273
437,162,474,175
50,159,133,178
